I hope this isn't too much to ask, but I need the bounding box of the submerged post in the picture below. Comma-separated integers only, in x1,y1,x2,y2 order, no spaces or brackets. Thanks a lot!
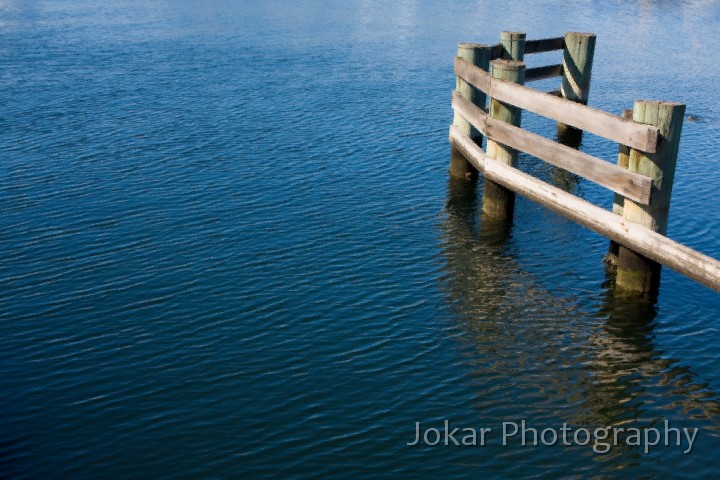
558,32,596,141
482,59,526,221
451,43,492,179
616,100,685,297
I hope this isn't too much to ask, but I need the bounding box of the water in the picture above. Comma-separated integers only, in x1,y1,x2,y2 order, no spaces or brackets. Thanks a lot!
1,0,719,478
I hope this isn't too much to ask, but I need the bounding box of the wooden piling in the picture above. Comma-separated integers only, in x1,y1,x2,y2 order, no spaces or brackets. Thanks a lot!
450,43,492,179
482,59,526,221
561,32,596,104
558,32,596,142
500,31,526,61
616,100,686,297
608,109,634,263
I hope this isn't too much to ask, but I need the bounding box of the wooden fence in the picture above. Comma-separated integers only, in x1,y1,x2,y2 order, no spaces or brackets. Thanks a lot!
449,31,720,297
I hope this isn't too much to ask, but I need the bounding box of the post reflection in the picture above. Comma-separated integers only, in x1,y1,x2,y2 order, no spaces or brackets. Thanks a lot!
586,288,720,427
439,179,720,471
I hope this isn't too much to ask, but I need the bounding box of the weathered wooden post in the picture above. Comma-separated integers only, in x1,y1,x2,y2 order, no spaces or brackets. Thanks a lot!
450,43,492,179
500,31,526,61
558,32,596,141
608,109,634,262
482,59,526,221
616,100,685,297
560,32,596,104
480,31,526,221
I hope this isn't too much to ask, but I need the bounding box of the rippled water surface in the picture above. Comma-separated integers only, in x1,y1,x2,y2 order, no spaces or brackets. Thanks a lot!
2,0,720,478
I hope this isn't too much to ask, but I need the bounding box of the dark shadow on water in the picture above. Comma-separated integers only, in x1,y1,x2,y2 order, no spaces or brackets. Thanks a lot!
556,124,584,150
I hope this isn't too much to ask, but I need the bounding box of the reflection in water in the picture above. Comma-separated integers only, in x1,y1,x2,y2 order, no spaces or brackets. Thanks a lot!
439,178,720,474
591,290,720,428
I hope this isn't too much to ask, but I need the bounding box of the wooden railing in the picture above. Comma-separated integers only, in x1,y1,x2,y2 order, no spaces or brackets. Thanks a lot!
451,90,652,204
448,31,720,296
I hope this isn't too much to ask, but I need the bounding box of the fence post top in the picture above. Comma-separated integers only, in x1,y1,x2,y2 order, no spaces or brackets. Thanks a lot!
565,31,596,38
458,42,493,50
501,31,526,39
633,99,686,108
491,59,526,71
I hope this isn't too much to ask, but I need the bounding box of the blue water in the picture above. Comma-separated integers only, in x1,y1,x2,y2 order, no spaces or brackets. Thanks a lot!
1,0,719,478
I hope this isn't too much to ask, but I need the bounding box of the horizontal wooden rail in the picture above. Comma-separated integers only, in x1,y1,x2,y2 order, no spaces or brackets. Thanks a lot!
448,124,720,292
525,64,563,82
454,55,491,91
452,92,652,204
487,37,564,60
525,37,565,54
454,57,660,153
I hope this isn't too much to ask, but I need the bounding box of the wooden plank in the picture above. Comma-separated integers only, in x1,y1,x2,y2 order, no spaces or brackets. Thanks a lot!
490,79,659,153
490,43,503,59
454,56,490,95
448,125,720,292
525,64,563,82
525,37,564,54
452,92,653,204
453,57,660,153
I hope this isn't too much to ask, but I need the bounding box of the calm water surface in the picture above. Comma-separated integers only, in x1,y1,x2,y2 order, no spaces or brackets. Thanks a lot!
1,0,720,478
